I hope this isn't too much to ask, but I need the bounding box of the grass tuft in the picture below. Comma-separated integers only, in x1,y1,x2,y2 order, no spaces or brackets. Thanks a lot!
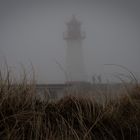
0,69,140,139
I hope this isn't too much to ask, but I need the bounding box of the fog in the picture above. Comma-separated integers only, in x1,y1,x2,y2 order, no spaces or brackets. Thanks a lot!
0,0,140,84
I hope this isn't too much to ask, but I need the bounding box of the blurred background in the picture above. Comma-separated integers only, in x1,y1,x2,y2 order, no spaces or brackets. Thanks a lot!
0,0,140,84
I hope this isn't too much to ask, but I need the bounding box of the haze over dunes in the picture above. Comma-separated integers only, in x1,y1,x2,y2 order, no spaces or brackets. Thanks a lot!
0,0,140,83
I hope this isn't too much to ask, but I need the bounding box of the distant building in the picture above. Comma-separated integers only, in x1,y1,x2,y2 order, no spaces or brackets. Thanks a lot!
63,15,87,83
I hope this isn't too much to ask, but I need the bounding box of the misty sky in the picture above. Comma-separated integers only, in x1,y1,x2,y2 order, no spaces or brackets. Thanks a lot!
0,0,140,83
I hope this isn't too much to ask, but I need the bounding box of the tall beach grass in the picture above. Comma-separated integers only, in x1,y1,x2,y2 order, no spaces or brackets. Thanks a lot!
0,68,139,139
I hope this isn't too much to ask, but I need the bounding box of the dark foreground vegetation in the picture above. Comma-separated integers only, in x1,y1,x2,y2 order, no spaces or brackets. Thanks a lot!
0,73,140,139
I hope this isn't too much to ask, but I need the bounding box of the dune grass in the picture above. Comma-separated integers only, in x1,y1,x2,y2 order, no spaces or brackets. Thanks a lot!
0,69,140,139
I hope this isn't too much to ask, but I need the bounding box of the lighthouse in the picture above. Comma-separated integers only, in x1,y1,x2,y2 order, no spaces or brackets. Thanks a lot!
63,15,87,83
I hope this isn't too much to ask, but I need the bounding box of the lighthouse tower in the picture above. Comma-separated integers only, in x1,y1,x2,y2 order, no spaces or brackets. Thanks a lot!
63,15,87,83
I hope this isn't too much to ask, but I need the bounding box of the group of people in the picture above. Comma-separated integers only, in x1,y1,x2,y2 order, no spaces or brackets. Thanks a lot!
92,75,102,84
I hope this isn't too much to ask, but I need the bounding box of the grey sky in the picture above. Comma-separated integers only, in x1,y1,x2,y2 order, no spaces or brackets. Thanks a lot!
0,0,140,83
